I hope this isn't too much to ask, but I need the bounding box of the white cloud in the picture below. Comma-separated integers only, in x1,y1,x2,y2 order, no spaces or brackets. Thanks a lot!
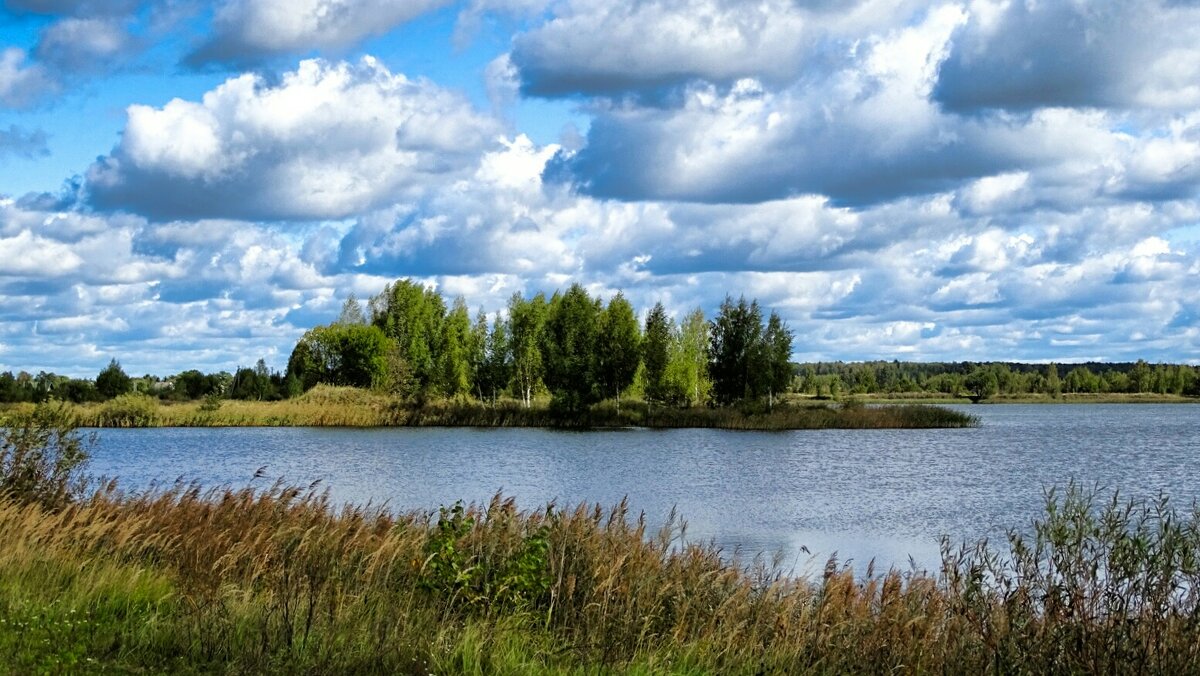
935,0,1200,112
190,0,453,65
0,230,84,276
544,7,1036,205
507,0,939,98
87,57,504,221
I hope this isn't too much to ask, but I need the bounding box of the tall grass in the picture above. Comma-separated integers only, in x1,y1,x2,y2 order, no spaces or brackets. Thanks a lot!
3,478,1200,672
8,385,977,430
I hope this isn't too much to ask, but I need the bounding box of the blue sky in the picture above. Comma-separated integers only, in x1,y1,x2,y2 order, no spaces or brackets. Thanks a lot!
1,0,1199,376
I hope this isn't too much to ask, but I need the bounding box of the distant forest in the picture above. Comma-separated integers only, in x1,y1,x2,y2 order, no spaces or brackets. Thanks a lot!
793,360,1200,399
2,279,1198,406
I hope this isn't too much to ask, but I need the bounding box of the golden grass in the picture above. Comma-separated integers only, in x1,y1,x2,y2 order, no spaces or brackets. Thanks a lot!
4,479,1200,673
1,386,978,429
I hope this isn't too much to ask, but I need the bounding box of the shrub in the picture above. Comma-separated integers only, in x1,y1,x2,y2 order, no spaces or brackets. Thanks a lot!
198,393,223,412
0,404,92,508
95,394,159,428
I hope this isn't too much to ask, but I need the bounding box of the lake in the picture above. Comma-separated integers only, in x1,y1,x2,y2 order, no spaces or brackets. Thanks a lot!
87,404,1199,574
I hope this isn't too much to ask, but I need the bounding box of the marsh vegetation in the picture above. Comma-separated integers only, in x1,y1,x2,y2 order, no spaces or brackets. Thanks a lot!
3,408,1200,673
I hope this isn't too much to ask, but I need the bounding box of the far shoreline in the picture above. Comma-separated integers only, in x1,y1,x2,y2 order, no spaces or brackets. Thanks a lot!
1,387,977,430
857,392,1199,405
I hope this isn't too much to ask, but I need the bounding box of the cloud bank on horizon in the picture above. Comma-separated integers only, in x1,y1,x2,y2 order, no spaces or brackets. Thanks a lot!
0,0,1198,375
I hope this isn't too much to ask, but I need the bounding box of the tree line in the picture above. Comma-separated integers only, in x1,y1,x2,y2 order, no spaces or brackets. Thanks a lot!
795,360,1200,398
285,280,794,411
4,279,1198,407
0,358,292,405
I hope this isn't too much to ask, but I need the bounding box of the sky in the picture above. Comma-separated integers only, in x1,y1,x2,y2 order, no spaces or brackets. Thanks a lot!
0,0,1199,377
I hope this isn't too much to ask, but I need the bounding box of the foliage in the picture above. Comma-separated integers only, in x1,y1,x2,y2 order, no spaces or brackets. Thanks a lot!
95,393,159,428
336,293,367,325
509,291,548,408
641,302,672,403
171,369,225,400
0,404,91,509
761,311,794,407
478,312,512,404
594,292,642,408
437,297,474,397
371,279,446,390
796,359,1200,399
94,359,132,400
198,392,222,412
540,284,602,412
228,359,286,401
709,296,762,404
287,323,392,392
709,296,793,405
665,307,712,406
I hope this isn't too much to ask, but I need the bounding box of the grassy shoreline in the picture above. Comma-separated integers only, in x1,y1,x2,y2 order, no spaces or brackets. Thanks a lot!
5,409,1200,672
1,387,978,430
4,482,1200,673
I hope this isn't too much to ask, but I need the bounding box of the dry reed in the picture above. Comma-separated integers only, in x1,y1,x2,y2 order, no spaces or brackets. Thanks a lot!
4,479,1200,673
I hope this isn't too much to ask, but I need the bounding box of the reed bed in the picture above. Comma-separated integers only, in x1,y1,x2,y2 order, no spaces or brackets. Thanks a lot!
4,477,1200,673
5,386,977,430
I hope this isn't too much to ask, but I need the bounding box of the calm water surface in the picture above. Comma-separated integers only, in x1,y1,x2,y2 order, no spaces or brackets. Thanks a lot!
89,404,1199,573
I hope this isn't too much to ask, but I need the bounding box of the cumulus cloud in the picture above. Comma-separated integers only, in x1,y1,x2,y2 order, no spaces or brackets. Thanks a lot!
541,4,1200,208
86,57,503,221
188,0,453,67
507,0,938,99
542,7,1033,205
511,0,812,98
935,0,1200,112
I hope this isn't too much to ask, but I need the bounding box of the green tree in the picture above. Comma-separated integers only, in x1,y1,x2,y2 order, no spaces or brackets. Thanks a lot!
95,359,132,400
371,279,445,392
709,296,763,405
1065,366,1100,394
965,367,999,400
437,297,473,398
541,284,602,411
760,311,794,409
642,302,672,403
508,292,547,408
469,308,490,401
230,359,279,401
286,324,391,391
1044,363,1062,398
594,292,642,412
479,313,511,405
664,308,712,406
1130,359,1152,393
173,370,222,400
